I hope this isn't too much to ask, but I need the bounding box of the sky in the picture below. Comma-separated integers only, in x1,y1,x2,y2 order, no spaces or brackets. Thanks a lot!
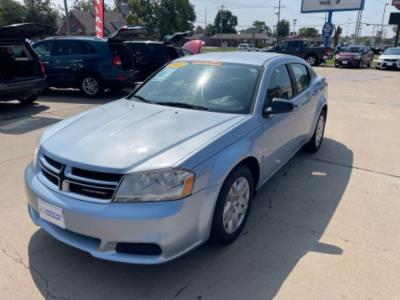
55,0,399,37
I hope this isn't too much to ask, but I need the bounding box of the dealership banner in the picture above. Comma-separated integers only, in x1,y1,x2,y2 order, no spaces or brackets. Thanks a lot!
301,0,365,13
94,0,104,38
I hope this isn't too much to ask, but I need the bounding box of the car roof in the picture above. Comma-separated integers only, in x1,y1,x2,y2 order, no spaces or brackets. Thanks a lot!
42,36,106,42
176,52,287,66
124,40,164,45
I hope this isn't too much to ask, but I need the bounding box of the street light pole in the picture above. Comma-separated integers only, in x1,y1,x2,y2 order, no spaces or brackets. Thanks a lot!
276,0,281,43
379,3,389,45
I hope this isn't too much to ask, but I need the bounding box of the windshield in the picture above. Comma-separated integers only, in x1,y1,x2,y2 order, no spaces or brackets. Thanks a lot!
383,48,400,55
342,46,362,53
131,61,261,114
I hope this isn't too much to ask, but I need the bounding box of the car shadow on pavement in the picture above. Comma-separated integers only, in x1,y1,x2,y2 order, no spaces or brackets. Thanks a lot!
27,138,353,300
39,88,132,105
0,102,49,122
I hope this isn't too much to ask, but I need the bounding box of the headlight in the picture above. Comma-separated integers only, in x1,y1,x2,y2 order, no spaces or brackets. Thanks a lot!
335,55,340,59
355,55,361,59
114,169,195,202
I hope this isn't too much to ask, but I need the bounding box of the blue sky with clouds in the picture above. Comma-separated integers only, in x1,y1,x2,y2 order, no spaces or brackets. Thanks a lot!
56,0,399,37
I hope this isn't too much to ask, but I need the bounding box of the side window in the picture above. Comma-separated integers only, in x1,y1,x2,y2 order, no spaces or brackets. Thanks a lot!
290,63,310,94
51,41,70,56
287,41,301,49
266,64,293,106
277,41,288,49
69,41,86,55
33,42,52,56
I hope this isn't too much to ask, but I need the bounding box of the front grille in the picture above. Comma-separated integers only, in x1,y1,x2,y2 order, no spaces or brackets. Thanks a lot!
384,59,398,62
39,154,122,202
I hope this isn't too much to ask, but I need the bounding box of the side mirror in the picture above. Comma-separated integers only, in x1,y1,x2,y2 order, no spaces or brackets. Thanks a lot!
263,99,294,117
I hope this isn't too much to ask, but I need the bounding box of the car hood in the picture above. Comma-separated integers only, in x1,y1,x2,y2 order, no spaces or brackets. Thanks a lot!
41,99,246,173
337,52,361,57
379,54,400,60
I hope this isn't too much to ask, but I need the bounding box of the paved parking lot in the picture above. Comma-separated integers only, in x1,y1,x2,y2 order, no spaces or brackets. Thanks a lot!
1,67,399,299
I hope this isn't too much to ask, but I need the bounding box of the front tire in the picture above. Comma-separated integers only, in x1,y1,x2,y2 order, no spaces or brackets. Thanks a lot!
304,110,326,153
211,166,254,245
80,75,103,97
18,94,38,104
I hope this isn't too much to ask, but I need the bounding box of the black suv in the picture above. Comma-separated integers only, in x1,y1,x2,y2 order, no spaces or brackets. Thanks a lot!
32,27,139,97
0,24,48,104
124,32,203,81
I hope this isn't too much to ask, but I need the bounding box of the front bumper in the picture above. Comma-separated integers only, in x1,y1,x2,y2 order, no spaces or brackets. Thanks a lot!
335,58,361,67
25,163,219,264
376,61,400,69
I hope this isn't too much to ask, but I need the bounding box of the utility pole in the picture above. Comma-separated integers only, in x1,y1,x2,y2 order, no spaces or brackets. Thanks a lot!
354,10,362,43
276,0,282,43
292,18,297,36
205,6,207,27
63,0,71,35
219,5,224,48
379,3,389,45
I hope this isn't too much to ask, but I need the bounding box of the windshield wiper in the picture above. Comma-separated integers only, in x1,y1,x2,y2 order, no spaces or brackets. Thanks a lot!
132,95,152,103
153,101,209,111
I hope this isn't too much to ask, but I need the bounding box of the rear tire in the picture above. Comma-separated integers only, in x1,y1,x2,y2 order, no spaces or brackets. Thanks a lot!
80,75,103,98
211,165,254,245
304,110,326,153
305,54,318,66
18,94,38,104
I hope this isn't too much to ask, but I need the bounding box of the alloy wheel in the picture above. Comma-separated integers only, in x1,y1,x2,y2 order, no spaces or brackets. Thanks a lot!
222,177,250,234
82,77,99,96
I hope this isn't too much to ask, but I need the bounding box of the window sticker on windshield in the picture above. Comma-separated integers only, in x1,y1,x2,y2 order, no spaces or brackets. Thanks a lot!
192,61,223,66
167,61,188,68
152,67,177,81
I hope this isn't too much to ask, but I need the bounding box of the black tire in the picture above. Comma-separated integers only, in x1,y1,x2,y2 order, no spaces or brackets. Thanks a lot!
304,110,327,153
211,165,254,245
18,94,38,104
305,54,319,66
335,64,340,68
79,74,103,98
357,61,361,68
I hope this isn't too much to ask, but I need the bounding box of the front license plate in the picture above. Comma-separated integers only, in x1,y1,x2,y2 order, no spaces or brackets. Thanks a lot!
386,62,392,66
38,199,65,228
342,61,348,64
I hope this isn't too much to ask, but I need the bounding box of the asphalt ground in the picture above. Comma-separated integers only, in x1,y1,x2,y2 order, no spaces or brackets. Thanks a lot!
0,67,399,299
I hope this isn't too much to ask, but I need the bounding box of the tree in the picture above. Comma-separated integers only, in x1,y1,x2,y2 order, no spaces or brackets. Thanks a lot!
333,25,342,47
204,24,215,36
72,0,92,11
195,25,204,34
252,20,271,35
23,0,60,34
213,9,237,34
119,0,196,39
298,27,318,38
0,0,26,27
277,19,290,38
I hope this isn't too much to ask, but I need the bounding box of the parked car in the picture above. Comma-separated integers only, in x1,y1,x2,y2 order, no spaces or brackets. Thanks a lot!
124,32,203,81
0,23,48,104
335,45,374,68
263,39,332,66
376,47,400,70
237,43,258,52
32,27,139,97
25,52,328,264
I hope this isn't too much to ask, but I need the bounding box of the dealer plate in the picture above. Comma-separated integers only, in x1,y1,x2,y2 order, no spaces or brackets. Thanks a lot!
38,199,65,229
342,61,348,64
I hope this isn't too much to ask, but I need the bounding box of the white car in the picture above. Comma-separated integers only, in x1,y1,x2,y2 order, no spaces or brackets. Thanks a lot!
237,43,258,52
376,47,400,70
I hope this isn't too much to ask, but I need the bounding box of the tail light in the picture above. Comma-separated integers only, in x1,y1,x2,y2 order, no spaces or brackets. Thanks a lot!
39,61,47,78
112,55,122,66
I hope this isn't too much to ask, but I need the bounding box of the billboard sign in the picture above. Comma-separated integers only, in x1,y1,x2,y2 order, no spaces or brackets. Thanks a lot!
94,0,104,38
301,0,365,13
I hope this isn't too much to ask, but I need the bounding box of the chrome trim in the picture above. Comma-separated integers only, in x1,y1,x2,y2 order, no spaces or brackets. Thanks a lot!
39,155,61,174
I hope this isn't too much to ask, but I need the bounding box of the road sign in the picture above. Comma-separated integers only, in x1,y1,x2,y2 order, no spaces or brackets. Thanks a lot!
322,22,334,38
301,0,365,13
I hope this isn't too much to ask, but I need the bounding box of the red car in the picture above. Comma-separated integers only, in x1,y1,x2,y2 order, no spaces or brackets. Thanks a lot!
335,45,374,68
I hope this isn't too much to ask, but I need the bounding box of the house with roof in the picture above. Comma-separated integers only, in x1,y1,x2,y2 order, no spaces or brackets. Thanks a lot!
57,10,126,36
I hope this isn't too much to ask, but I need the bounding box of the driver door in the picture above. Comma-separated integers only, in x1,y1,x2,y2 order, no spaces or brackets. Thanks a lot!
258,63,307,180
